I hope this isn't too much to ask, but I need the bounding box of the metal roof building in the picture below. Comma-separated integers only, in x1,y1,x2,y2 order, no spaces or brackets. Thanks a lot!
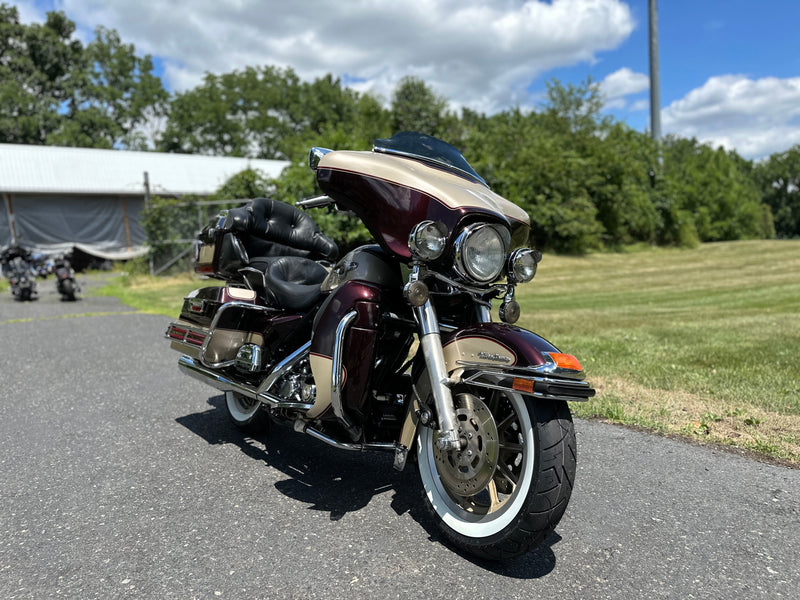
0,143,289,259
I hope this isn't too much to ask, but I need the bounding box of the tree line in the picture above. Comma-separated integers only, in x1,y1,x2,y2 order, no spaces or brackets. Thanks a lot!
2,4,798,254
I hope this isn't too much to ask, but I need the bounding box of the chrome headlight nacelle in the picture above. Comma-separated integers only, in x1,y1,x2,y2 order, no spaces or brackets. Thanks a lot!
454,223,510,284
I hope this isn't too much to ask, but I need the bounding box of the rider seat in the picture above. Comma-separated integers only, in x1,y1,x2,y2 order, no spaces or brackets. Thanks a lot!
226,198,338,311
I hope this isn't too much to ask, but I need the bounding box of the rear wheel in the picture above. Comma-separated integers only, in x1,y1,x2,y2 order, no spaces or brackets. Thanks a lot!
224,391,270,434
62,278,76,301
417,383,576,560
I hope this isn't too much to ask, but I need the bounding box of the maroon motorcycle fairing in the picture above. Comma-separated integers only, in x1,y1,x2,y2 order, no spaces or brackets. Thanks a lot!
316,157,530,262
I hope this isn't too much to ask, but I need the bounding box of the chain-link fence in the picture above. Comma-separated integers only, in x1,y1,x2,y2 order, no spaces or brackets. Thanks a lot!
145,198,250,276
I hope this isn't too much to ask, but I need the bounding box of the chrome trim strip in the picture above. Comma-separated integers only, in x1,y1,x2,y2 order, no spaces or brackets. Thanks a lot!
455,358,587,380
461,370,594,402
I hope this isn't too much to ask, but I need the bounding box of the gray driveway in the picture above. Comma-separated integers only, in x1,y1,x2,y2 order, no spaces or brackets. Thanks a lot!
1,277,798,599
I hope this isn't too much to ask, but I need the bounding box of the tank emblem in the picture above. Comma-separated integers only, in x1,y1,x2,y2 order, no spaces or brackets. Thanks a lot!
478,351,511,364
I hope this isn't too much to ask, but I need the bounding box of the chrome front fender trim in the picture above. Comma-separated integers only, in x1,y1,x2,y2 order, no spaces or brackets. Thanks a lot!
461,370,595,402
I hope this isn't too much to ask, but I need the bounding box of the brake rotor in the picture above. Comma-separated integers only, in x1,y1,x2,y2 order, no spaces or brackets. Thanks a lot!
432,393,499,497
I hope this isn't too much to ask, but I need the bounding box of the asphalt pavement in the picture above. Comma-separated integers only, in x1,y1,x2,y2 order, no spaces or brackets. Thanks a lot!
1,275,798,599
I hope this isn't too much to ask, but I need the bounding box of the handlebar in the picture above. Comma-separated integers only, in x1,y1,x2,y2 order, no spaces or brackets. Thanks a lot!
297,195,335,209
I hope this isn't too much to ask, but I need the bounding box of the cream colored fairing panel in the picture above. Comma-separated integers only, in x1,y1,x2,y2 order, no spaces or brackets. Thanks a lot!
319,151,530,226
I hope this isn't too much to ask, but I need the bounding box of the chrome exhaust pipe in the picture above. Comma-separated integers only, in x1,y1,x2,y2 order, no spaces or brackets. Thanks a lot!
177,354,313,411
178,353,408,468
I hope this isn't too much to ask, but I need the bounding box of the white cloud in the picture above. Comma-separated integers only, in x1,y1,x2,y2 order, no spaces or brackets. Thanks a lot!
663,75,800,159
600,67,649,109
11,0,47,25
48,0,635,114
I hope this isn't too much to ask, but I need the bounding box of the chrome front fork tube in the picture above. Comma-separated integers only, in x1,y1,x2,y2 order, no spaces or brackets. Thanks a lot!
414,300,461,451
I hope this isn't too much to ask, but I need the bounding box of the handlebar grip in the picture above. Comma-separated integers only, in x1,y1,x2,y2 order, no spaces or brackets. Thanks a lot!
297,195,334,209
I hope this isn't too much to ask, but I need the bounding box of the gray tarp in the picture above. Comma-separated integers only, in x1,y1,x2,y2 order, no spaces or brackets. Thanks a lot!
2,194,148,259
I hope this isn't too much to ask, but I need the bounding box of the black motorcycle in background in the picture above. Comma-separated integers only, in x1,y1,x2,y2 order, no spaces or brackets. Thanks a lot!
1,246,38,302
53,254,79,301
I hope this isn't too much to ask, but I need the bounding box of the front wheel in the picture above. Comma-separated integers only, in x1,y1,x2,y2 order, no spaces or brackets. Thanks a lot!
417,384,576,560
224,391,270,434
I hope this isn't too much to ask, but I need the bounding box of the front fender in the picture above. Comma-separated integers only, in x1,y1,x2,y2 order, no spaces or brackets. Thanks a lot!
441,322,557,371
399,322,594,458
441,322,595,401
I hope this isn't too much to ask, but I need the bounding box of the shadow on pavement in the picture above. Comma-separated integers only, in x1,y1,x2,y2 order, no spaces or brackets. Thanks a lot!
176,393,559,579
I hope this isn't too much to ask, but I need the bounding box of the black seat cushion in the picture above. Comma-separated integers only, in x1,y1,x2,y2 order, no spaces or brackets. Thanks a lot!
249,256,328,311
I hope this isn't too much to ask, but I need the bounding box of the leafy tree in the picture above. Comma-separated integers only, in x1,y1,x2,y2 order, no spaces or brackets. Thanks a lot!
390,76,458,139
51,26,168,148
0,5,82,144
662,137,774,242
0,6,167,149
755,145,800,238
211,167,278,202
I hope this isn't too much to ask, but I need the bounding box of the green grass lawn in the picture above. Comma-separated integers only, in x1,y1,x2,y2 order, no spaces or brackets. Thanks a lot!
93,240,800,463
516,240,800,463
90,271,221,316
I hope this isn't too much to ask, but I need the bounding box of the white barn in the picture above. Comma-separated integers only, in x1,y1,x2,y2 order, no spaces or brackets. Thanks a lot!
0,144,289,259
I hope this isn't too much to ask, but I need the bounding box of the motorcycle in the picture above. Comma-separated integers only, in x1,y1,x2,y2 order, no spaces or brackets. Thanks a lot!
165,132,595,559
1,246,38,302
53,254,79,301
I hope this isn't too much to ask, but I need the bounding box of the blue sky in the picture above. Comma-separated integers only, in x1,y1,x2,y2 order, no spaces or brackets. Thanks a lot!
13,0,800,159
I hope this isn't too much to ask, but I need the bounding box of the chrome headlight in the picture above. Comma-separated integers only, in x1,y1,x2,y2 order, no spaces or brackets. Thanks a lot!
507,248,541,283
454,223,509,283
409,221,447,261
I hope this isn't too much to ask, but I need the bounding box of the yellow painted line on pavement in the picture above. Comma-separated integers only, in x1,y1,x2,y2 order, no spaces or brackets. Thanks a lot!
1,310,142,325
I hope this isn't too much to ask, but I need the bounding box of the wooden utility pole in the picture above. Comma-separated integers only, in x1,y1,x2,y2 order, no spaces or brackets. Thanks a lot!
649,0,662,141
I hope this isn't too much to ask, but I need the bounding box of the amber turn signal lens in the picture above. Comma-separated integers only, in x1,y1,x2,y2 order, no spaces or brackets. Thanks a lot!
512,378,535,393
549,353,583,371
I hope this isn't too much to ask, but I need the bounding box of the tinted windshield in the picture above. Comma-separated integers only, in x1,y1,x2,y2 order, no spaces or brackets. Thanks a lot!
373,131,488,187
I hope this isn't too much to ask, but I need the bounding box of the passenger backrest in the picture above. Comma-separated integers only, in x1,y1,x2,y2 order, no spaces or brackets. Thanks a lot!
227,198,338,261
